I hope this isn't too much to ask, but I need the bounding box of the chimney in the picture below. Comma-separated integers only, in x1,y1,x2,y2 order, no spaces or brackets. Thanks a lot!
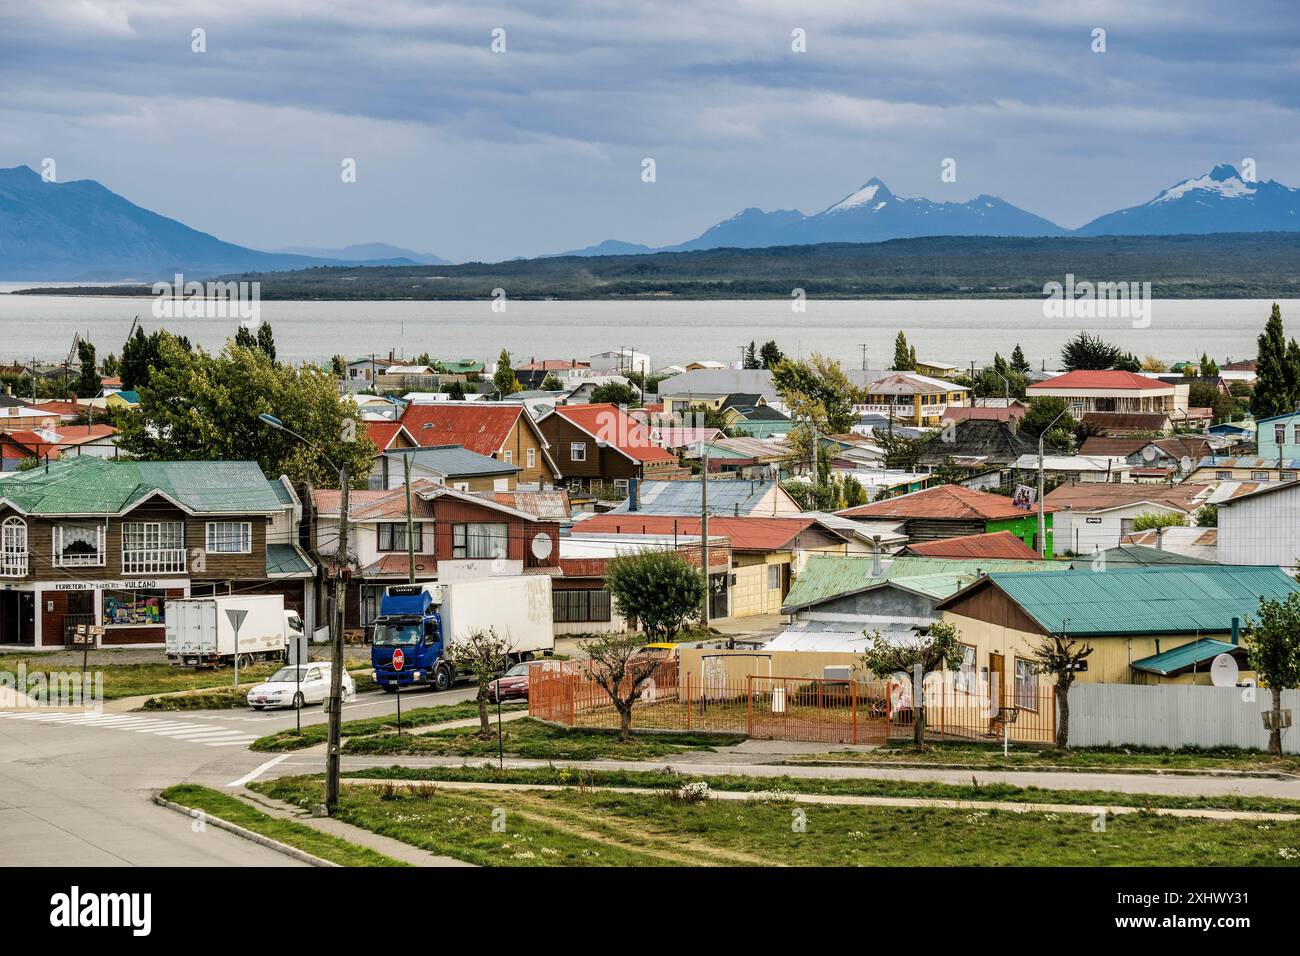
734,503,740,517
871,535,883,577
1155,526,1164,550
628,478,639,511
1008,413,1017,436
1231,616,1240,645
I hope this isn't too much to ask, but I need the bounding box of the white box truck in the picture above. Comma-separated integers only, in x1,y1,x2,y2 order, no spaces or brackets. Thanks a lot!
165,595,303,668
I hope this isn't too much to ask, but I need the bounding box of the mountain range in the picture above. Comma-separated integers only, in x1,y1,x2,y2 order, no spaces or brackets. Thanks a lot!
1,162,1297,280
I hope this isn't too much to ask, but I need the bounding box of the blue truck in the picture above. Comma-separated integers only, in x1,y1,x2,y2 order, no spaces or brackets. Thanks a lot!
370,577,554,692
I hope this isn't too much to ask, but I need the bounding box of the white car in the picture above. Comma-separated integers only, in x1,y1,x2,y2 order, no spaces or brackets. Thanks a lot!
247,664,356,710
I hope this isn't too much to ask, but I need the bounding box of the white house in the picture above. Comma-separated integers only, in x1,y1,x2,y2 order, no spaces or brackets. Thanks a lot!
1216,480,1300,572
1043,483,1212,556
589,349,651,377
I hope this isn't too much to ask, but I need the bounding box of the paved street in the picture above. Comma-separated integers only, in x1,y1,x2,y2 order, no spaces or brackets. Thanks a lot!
0,684,475,866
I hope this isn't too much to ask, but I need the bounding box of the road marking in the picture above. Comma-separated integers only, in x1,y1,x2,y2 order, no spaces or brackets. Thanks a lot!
0,710,258,748
227,753,292,787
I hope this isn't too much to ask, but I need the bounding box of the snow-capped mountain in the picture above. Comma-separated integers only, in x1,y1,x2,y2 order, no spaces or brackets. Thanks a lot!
1075,164,1300,235
660,177,1066,251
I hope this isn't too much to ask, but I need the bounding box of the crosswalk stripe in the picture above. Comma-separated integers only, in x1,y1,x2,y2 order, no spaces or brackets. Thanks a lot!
0,708,260,747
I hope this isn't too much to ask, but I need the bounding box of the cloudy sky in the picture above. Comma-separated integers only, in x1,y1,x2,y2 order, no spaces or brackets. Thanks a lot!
2,0,1298,262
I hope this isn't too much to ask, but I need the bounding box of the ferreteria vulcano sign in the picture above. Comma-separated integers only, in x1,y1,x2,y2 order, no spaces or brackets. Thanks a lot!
49,580,172,591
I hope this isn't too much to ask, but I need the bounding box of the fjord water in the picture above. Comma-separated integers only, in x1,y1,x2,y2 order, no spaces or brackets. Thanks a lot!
0,292,1293,368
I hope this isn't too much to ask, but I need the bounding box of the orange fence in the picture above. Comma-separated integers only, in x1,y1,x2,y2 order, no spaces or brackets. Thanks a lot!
884,680,1057,745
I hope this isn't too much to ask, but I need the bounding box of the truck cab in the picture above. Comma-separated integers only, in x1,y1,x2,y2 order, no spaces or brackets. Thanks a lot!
371,584,452,692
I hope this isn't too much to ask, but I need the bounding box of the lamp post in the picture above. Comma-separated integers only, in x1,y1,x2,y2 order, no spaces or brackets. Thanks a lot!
1037,406,1072,557
259,412,349,812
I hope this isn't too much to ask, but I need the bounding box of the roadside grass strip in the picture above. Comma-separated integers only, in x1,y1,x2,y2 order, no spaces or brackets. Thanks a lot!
250,700,528,751
254,774,1300,867
345,764,1300,816
159,784,404,866
340,716,742,760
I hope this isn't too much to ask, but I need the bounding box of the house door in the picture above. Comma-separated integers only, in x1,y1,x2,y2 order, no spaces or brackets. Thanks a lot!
63,591,94,646
988,652,1005,711
708,573,729,620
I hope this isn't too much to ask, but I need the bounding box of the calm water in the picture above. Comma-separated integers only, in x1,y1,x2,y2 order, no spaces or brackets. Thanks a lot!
0,289,1291,369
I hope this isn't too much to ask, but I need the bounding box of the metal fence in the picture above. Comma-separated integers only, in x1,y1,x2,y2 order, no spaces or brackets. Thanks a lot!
1068,684,1300,754
530,665,1056,745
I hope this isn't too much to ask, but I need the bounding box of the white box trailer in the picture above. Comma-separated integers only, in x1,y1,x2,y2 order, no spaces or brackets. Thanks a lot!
165,595,302,668
436,575,554,660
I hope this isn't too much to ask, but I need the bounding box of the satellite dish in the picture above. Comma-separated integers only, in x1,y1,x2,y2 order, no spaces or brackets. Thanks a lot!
1180,456,1193,475
530,532,554,561
1210,653,1239,688
1141,445,1157,462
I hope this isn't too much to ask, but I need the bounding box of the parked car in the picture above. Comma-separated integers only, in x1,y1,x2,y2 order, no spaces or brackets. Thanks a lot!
247,664,356,710
486,659,551,703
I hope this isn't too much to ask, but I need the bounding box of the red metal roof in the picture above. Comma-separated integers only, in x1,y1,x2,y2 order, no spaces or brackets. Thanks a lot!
1028,370,1172,391
576,513,824,550
905,531,1044,560
551,404,678,463
399,404,523,456
838,484,1056,520
363,421,411,451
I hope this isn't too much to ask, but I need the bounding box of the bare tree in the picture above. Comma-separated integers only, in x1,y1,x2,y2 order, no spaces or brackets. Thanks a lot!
860,620,965,746
581,632,662,741
1030,631,1093,749
445,628,513,735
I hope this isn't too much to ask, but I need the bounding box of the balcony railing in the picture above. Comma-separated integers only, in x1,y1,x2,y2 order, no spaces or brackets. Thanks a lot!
54,552,106,568
0,552,28,577
121,549,187,575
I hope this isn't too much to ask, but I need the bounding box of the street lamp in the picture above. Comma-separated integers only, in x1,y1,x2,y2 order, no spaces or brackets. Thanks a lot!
259,412,350,812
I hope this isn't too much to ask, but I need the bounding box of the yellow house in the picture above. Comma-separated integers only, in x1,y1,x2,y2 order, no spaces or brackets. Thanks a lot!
862,372,969,427
104,390,141,410
932,565,1297,689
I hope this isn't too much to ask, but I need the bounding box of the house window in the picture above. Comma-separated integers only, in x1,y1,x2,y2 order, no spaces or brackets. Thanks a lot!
1014,658,1039,711
570,442,587,462
1216,471,1232,480
502,450,513,464
452,522,508,559
553,589,612,623
206,521,252,554
122,521,186,574
955,645,978,693
0,516,27,577
53,523,105,567
377,522,422,552
1282,472,1297,481
1251,471,1270,480
613,478,629,497
1276,424,1286,446
767,564,780,590
526,448,536,469
1293,425,1300,445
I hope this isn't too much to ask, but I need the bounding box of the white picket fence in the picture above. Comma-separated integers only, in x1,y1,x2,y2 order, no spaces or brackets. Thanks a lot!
1069,684,1300,754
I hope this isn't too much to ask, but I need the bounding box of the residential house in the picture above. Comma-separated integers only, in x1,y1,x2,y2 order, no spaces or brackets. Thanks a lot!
29,399,91,425
1080,542,1215,568
1215,480,1300,572
536,403,685,496
1011,454,1132,483
345,356,397,384
1119,528,1219,562
689,436,800,479
1042,482,1211,556
823,433,886,470
1080,411,1173,436
104,390,140,410
913,360,959,379
0,458,309,648
575,513,853,616
0,403,61,432
903,531,1044,561
1028,370,1177,416
1186,456,1300,483
915,419,1037,473
0,424,118,471
657,369,778,415
1218,359,1257,386
513,358,592,390
400,402,561,488
936,566,1300,686
375,445,522,493
941,402,1027,425
562,375,639,405
1256,412,1300,464
838,484,1056,556
311,481,561,631
1079,435,1212,474
589,349,651,377
605,478,802,517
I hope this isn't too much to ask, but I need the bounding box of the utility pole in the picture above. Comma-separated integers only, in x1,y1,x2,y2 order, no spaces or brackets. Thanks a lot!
1036,406,1069,557
404,451,416,584
700,444,710,629
326,463,350,811
860,344,869,372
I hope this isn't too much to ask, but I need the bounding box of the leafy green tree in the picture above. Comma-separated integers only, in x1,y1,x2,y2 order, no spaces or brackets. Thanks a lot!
1114,351,1141,373
1031,631,1093,748
100,353,120,377
234,323,258,351
1009,344,1031,374
1060,331,1121,371
604,550,704,639
74,340,101,398
256,320,277,364
1019,396,1076,452
446,380,466,401
758,340,784,370
493,349,522,397
860,620,965,746
891,331,914,371
115,333,374,487
1243,592,1300,755
1253,303,1294,419
771,354,859,435
1195,504,1219,527
841,474,867,508
330,355,347,377
1131,511,1187,531
1199,353,1219,378
539,373,564,391
971,365,1027,400
590,382,638,406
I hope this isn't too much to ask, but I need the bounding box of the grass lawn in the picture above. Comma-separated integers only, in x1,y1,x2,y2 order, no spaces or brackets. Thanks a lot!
251,700,527,751
255,775,1300,867
788,742,1300,774
158,784,404,866
342,717,743,760
346,764,1300,815
143,688,253,711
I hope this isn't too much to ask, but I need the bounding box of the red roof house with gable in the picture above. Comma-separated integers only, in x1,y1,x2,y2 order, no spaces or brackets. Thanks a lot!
537,403,687,495
1027,370,1176,417
399,403,560,487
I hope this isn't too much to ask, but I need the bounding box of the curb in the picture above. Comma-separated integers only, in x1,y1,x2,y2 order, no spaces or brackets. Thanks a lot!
778,759,1300,780
152,793,340,867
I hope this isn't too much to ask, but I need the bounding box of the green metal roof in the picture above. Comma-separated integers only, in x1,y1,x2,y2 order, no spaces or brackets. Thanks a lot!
781,554,1068,612
0,457,284,516
1070,545,1214,568
266,543,315,577
1130,638,1244,677
978,566,1300,637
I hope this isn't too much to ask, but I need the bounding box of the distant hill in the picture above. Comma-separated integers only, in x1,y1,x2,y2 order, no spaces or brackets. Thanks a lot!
1076,164,1300,236
275,242,452,265
0,166,446,280
25,232,1300,301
